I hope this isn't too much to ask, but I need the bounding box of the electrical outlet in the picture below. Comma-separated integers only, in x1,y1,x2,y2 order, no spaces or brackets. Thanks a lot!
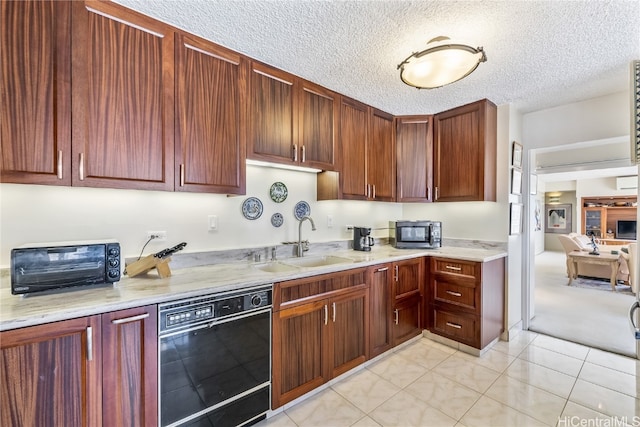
327,215,333,228
147,231,167,241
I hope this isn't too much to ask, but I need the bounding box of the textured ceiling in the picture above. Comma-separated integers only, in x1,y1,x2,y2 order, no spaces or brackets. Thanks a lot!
114,0,640,115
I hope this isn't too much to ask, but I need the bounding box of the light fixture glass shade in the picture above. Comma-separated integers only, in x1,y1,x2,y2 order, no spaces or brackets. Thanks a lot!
398,37,486,89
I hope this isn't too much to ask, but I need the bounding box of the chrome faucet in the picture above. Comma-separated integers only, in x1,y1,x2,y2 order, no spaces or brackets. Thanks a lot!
297,215,316,257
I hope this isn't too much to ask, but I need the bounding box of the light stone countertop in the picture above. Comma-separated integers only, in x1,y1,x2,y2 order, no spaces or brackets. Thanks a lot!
0,245,506,332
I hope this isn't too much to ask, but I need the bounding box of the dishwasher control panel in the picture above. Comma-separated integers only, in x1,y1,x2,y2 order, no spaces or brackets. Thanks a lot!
159,284,272,333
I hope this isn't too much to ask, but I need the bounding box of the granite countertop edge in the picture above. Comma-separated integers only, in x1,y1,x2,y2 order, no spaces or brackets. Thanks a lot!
0,245,506,332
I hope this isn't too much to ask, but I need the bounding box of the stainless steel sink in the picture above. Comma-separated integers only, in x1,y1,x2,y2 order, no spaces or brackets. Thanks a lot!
253,262,300,273
281,255,354,268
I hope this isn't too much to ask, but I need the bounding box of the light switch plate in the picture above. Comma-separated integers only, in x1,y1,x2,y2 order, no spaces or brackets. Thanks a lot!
208,215,218,231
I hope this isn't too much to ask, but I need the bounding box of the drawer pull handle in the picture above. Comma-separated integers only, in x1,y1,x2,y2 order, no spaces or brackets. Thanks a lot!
301,145,306,163
446,322,462,329
446,290,462,297
180,164,185,187
332,302,336,323
445,265,462,271
324,304,328,325
394,309,399,325
394,265,399,282
293,144,298,162
376,267,389,272
111,313,150,325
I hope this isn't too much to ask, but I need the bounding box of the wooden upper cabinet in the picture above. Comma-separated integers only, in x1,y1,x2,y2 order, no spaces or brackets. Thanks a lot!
396,116,433,202
433,99,497,202
248,63,337,170
1,316,102,427
0,0,72,185
298,80,337,170
339,97,369,200
248,62,297,164
368,109,395,201
175,33,247,194
71,1,174,190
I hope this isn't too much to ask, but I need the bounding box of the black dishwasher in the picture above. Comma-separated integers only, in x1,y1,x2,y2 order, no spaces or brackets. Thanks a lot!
158,284,272,427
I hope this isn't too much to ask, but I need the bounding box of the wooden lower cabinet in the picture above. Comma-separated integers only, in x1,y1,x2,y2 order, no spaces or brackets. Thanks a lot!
393,293,422,347
392,258,424,346
369,258,424,356
428,257,505,349
102,305,158,427
0,316,102,427
0,305,157,427
272,269,369,408
369,264,393,358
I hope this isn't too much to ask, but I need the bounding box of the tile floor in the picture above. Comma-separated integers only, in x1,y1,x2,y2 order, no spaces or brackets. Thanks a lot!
256,332,640,427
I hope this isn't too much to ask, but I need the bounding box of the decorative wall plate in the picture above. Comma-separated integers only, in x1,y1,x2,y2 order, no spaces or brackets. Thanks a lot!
270,182,288,203
271,213,284,227
241,197,263,220
294,201,311,220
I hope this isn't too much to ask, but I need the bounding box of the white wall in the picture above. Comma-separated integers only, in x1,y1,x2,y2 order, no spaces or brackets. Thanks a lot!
522,91,630,148
0,165,404,267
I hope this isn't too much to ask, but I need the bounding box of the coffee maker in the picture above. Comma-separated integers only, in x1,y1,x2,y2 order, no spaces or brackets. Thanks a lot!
353,227,374,251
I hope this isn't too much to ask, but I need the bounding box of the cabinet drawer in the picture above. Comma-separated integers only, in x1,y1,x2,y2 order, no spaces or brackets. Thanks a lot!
433,280,477,312
431,307,479,348
432,258,478,279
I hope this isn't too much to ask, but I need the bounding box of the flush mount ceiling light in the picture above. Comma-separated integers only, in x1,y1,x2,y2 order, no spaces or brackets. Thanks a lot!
397,36,487,89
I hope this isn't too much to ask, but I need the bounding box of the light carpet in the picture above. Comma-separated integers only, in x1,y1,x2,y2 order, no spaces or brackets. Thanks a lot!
530,251,638,357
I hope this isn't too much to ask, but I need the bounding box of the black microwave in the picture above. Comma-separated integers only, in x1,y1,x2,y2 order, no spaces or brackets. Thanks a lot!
389,220,441,249
10,240,121,295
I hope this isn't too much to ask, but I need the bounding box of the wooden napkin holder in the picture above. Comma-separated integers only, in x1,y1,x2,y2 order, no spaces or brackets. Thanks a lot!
125,255,172,278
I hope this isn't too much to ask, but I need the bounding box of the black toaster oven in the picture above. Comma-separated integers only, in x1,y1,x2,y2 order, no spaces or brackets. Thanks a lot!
10,240,121,295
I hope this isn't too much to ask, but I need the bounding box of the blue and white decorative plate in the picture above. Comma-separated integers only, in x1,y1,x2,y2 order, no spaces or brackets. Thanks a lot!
270,182,288,203
271,213,284,228
294,201,311,220
242,197,263,220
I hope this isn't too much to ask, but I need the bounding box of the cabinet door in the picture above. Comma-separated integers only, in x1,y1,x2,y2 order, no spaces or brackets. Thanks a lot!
393,258,424,301
102,305,158,427
329,289,368,378
299,80,337,170
71,1,174,190
369,264,393,358
368,109,396,201
393,294,422,347
1,0,72,185
248,62,298,165
175,33,247,194
0,316,102,427
583,207,605,238
272,300,327,408
433,99,496,202
339,97,368,200
396,116,433,202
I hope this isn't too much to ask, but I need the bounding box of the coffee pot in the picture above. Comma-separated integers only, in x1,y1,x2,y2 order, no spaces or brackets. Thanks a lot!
353,227,374,251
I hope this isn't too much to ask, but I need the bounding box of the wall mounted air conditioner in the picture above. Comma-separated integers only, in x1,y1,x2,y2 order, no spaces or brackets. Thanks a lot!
616,176,637,190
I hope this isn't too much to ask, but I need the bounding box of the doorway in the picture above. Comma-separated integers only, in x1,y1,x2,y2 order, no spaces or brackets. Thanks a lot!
524,138,639,358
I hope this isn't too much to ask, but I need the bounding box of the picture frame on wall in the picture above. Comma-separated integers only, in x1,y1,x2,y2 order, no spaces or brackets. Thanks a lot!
511,169,522,195
510,203,523,235
512,141,523,169
545,203,572,234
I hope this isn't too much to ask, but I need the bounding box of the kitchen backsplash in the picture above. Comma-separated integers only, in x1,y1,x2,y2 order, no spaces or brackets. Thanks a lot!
0,164,507,267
